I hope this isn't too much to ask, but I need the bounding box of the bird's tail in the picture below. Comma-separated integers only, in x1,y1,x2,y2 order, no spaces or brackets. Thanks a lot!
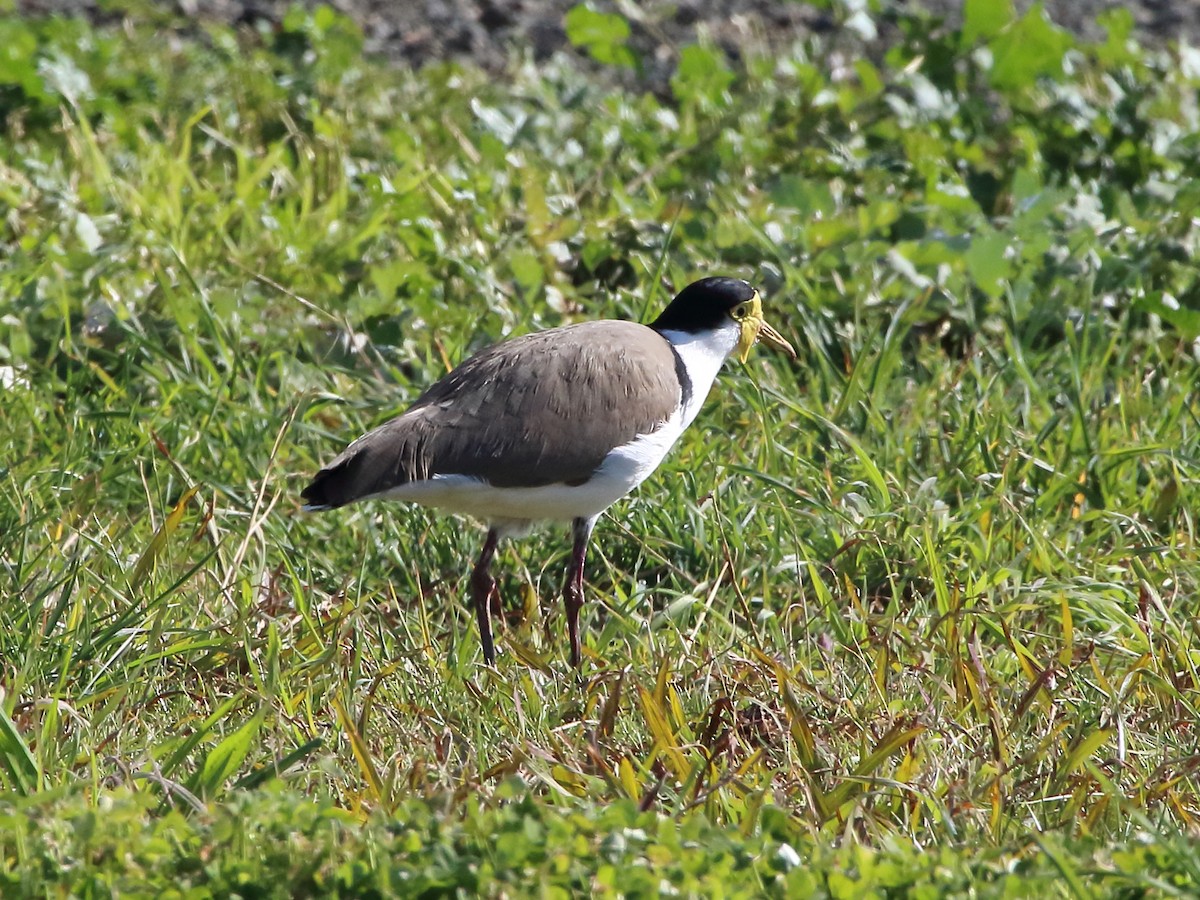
300,461,351,511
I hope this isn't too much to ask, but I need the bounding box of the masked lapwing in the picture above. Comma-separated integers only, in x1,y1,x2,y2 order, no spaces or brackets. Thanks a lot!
302,276,794,667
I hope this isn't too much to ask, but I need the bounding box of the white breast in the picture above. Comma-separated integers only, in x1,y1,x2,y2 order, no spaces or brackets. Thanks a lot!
657,322,740,427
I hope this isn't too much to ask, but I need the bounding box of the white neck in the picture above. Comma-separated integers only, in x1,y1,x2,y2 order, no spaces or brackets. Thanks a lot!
658,322,741,427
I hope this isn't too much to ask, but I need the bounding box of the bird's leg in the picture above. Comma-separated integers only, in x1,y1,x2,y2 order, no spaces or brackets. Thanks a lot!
471,528,501,664
563,516,597,668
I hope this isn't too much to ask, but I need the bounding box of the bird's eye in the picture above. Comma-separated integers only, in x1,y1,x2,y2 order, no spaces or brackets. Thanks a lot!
731,304,748,320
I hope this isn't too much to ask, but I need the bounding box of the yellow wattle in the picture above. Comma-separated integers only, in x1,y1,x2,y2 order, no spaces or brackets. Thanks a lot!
737,317,760,363
736,292,766,362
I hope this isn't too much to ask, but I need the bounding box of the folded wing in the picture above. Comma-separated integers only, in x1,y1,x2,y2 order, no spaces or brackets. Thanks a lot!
301,320,682,509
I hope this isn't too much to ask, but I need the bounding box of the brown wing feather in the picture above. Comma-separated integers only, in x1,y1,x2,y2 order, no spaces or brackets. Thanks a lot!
301,321,681,509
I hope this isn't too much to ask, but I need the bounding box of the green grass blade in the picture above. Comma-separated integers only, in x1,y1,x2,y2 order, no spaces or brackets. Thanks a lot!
0,705,40,795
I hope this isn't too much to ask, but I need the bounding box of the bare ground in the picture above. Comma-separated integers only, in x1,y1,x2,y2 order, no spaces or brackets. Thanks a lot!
13,0,1200,76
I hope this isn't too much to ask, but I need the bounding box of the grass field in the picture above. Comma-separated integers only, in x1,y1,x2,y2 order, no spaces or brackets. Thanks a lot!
3,2,1200,894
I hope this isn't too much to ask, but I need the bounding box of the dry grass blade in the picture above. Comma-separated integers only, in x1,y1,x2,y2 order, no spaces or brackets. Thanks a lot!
637,686,689,785
220,405,299,600
595,668,627,742
825,723,926,814
131,485,201,587
332,696,387,812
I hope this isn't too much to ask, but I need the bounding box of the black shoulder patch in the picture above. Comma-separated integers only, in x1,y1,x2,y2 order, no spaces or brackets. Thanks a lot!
667,342,692,413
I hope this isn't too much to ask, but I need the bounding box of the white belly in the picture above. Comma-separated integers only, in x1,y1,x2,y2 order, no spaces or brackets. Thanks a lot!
375,408,690,527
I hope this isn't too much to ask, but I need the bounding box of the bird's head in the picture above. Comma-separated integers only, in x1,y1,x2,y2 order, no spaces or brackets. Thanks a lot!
651,276,796,362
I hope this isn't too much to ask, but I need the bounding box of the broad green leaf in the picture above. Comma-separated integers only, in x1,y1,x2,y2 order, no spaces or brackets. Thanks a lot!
988,4,1073,92
962,0,1014,46
0,19,47,101
965,230,1012,297
770,176,836,216
564,6,636,69
158,695,242,778
1136,293,1200,340
190,707,267,799
1094,8,1138,66
671,45,735,106
509,250,544,291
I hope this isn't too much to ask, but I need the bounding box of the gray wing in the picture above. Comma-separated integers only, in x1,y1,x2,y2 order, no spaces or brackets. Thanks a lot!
301,321,682,509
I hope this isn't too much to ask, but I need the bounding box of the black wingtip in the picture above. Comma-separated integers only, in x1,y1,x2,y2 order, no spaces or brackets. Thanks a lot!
300,467,342,511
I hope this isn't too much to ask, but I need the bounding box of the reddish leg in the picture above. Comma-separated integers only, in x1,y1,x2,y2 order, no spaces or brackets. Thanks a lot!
471,528,501,664
563,516,596,668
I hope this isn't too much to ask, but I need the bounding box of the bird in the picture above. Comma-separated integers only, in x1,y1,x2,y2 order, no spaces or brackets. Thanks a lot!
301,276,794,667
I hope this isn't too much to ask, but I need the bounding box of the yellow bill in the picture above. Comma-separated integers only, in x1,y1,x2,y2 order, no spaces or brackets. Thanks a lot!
736,291,796,363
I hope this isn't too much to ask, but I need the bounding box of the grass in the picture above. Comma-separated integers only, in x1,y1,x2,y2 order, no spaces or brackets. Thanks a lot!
2,0,1200,894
